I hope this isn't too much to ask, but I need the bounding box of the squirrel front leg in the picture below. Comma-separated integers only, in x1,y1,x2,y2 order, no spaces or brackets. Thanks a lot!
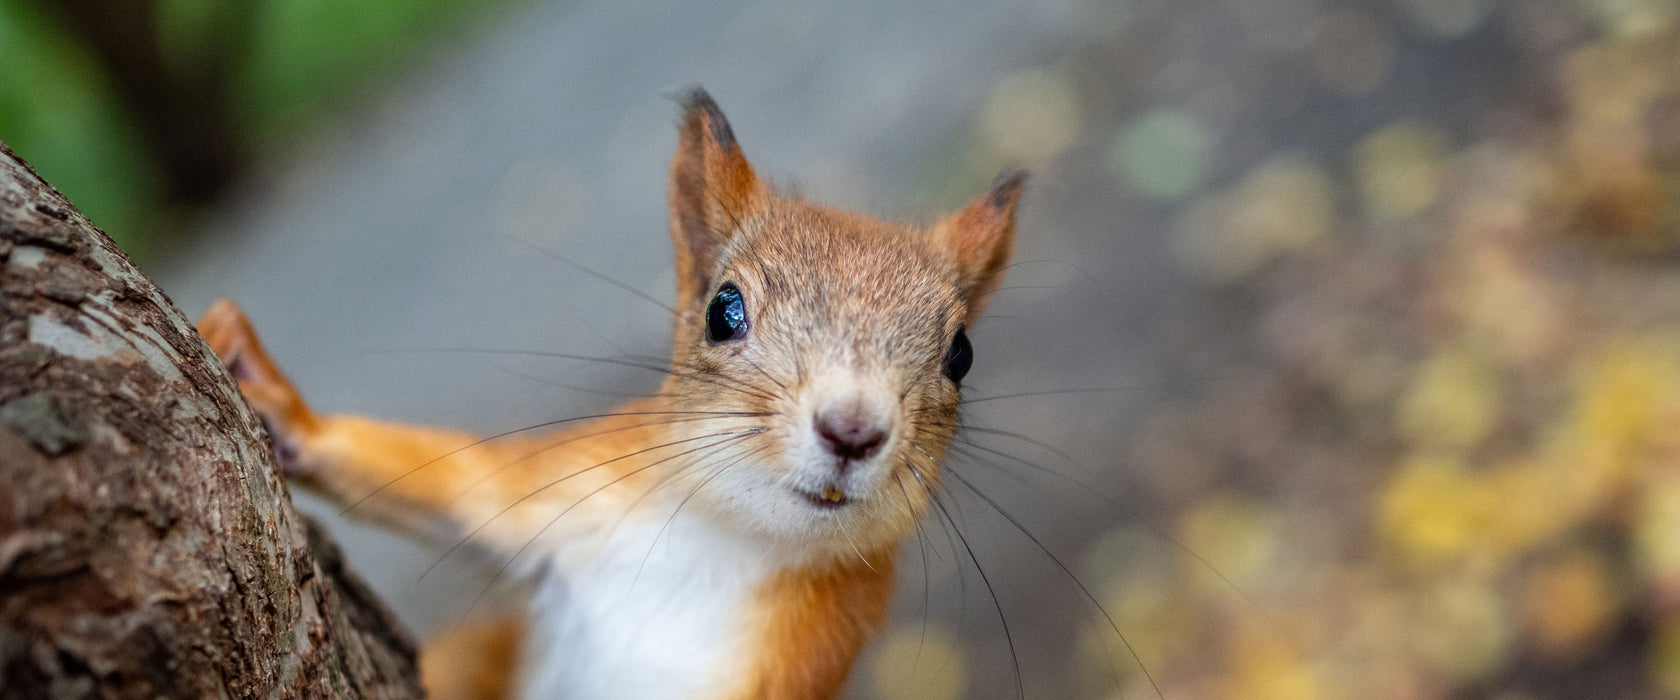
197,299,523,544
201,300,538,700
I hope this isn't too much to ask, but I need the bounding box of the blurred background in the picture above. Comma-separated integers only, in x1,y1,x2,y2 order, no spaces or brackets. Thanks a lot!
7,0,1680,697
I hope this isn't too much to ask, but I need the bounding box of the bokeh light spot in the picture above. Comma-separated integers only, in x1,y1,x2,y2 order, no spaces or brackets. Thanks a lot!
1520,548,1620,660
1175,154,1336,281
1586,0,1680,37
1108,109,1212,201
871,625,967,700
978,68,1083,169
1355,121,1451,221
1399,347,1500,453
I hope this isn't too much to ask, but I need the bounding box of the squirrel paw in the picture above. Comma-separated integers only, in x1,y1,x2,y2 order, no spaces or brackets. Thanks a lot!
197,299,320,476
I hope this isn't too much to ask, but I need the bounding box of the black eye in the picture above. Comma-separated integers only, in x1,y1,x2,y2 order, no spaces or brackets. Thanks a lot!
705,282,748,343
942,327,972,384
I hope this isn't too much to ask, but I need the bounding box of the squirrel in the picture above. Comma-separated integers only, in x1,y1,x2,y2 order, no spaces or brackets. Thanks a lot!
197,88,1023,700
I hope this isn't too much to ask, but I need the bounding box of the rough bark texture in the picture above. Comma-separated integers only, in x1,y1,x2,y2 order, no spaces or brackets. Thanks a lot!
0,142,421,698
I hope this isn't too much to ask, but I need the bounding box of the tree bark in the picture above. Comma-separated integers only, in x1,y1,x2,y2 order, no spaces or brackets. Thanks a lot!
0,142,421,697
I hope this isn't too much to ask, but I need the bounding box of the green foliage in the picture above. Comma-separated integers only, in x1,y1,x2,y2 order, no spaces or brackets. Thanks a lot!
0,0,157,253
0,0,511,255
239,0,504,140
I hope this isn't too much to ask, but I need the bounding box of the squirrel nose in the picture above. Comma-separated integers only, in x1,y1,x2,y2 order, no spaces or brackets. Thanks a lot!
815,405,888,462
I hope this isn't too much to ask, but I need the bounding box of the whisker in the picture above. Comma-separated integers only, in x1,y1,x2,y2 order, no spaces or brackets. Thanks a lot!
896,472,936,680
957,426,1086,469
488,360,668,399
998,257,1099,286
738,353,789,393
959,371,1252,406
904,446,964,586
602,435,766,541
901,457,969,680
953,429,1276,627
940,462,1162,699
629,442,773,593
650,347,785,405
365,346,780,404
342,410,768,514
426,430,758,579
504,236,678,317
665,354,782,404
905,456,1024,700
949,435,1081,492
443,414,763,507
446,430,761,631
843,527,878,573
945,443,1050,497
508,429,761,554
613,439,758,526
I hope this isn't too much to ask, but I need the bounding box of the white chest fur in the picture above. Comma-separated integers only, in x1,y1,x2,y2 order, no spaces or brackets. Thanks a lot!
516,509,777,700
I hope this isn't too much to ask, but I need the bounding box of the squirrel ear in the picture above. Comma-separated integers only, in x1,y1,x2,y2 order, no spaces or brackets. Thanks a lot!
935,171,1024,324
668,89,769,309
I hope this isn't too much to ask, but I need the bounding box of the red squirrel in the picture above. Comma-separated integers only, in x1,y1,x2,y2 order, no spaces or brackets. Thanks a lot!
198,89,1022,699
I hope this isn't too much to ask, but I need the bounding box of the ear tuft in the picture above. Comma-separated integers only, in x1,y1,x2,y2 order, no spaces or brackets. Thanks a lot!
681,88,737,151
988,169,1027,212
936,170,1025,325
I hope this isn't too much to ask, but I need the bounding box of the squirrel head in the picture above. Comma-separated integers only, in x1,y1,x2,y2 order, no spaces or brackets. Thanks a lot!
660,89,1021,557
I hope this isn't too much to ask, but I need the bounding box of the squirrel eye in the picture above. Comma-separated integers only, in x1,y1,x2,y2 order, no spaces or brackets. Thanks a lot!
942,327,973,384
705,282,749,343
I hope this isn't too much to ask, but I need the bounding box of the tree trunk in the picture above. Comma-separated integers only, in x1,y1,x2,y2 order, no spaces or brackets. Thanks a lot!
0,142,421,697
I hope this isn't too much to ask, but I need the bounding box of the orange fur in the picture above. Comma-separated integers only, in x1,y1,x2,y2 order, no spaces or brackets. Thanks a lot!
725,551,898,700
420,613,525,700
198,298,321,436
931,171,1024,326
197,88,1020,699
668,89,772,313
274,402,678,545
